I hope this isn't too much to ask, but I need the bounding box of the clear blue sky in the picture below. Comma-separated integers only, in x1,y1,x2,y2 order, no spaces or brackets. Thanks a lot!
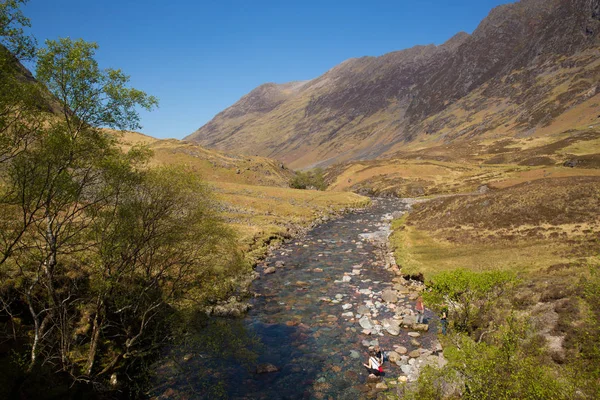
23,0,512,139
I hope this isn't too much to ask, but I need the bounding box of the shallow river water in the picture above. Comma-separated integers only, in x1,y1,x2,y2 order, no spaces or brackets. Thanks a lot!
154,198,439,399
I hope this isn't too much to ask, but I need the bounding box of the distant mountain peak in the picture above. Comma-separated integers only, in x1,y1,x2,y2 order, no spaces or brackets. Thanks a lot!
187,0,600,169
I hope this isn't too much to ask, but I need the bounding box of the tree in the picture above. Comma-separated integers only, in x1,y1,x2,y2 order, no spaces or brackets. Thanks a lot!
424,269,517,337
0,0,36,59
0,36,159,379
289,168,327,190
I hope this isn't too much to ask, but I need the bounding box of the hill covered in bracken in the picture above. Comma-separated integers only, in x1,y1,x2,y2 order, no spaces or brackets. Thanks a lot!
187,0,600,169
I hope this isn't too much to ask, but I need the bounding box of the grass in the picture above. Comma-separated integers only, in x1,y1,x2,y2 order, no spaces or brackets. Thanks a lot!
390,176,600,279
213,181,369,262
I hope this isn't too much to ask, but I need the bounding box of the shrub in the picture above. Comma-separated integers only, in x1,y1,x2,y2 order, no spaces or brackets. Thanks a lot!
289,168,327,190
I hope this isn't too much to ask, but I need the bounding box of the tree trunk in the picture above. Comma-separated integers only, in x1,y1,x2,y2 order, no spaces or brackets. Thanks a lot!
84,298,104,376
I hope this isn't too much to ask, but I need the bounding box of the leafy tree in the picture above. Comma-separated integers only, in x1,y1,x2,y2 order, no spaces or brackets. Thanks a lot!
289,167,327,190
424,268,517,337
0,0,36,59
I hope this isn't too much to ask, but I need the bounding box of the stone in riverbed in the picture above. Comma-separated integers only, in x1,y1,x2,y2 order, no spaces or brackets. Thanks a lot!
375,382,388,390
342,303,353,310
256,363,279,374
382,318,400,336
394,346,408,355
408,332,420,338
264,267,276,274
409,349,421,358
386,351,401,363
357,305,370,314
275,260,285,268
359,316,373,330
381,289,398,303
402,315,417,326
342,311,354,317
342,275,352,283
313,268,323,273
413,323,429,332
350,350,360,359
394,284,410,294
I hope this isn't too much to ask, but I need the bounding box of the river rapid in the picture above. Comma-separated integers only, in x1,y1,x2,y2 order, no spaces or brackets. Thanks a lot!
153,198,441,399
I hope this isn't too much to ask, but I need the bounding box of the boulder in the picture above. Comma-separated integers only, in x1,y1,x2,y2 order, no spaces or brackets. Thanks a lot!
382,318,400,336
264,267,276,274
359,316,373,330
256,363,279,374
408,349,421,358
402,315,417,326
394,346,408,355
408,332,420,338
381,289,398,303
412,323,429,332
357,305,371,314
387,350,401,363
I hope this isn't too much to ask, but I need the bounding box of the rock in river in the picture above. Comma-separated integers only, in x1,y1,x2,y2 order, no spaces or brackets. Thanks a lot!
381,289,398,303
382,318,400,336
359,316,373,330
256,363,279,374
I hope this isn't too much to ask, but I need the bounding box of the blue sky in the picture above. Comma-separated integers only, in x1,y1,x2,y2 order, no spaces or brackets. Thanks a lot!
23,0,512,139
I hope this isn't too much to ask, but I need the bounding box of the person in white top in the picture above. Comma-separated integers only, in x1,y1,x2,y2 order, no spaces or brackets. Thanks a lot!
363,349,383,377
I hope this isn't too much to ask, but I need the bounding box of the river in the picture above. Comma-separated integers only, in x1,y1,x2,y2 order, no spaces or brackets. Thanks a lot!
153,198,441,399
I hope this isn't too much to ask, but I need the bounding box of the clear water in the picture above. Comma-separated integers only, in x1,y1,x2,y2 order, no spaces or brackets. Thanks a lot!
153,198,437,399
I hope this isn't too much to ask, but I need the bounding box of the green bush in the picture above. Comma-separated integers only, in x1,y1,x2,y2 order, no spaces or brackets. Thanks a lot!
424,268,517,336
289,168,327,190
406,316,570,400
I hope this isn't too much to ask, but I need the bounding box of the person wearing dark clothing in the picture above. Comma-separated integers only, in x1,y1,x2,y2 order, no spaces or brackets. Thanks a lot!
440,304,448,335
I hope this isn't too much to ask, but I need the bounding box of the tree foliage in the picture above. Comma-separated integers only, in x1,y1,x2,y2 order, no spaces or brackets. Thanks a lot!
424,268,517,336
406,317,569,400
0,6,245,395
289,167,327,190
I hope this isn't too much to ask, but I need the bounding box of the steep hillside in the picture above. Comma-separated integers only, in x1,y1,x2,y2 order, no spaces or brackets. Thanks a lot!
187,0,600,169
115,130,294,187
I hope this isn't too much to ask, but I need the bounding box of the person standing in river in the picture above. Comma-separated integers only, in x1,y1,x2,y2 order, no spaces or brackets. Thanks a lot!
363,349,383,378
440,303,448,335
416,295,425,324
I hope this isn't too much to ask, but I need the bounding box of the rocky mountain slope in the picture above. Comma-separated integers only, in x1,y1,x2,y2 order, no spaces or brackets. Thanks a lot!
187,0,600,169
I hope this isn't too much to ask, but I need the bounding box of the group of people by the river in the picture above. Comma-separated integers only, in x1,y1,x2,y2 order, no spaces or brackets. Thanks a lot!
363,295,448,379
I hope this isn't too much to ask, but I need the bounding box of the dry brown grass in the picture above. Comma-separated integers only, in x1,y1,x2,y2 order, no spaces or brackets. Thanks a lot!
390,176,600,278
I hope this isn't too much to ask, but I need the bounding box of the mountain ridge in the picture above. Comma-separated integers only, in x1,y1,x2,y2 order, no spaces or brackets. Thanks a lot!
187,0,600,169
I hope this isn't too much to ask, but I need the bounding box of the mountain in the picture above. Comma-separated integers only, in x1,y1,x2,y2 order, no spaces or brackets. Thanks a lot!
186,0,600,169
